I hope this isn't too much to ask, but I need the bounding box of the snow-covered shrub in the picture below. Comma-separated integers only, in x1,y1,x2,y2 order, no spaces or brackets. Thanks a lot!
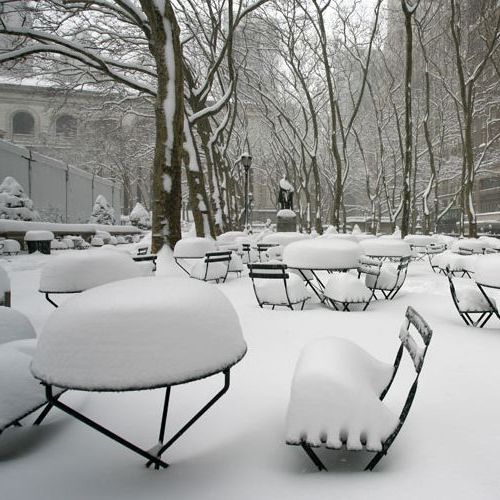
95,230,111,244
51,240,69,250
116,236,126,245
1,239,21,255
91,237,104,247
0,177,40,221
129,202,151,230
89,195,115,225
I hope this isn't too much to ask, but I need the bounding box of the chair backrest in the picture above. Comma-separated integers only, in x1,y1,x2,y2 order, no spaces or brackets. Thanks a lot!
248,262,289,280
357,256,382,277
137,247,148,256
204,251,232,264
397,255,411,272
458,247,474,256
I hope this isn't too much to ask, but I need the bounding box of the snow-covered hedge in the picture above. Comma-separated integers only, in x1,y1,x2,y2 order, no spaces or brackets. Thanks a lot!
129,202,151,230
0,177,40,221
89,195,115,225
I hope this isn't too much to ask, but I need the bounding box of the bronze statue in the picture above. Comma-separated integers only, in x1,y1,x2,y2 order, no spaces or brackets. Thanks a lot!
278,177,294,210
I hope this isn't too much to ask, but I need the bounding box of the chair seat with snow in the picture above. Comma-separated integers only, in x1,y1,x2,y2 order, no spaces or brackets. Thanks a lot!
248,263,311,310
365,256,410,300
189,251,232,283
445,265,495,328
256,243,281,262
286,306,433,471
323,257,381,311
0,307,64,436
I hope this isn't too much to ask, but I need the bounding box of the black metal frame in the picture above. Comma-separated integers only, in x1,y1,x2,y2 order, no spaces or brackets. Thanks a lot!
174,256,199,275
323,258,381,312
369,256,411,300
294,306,433,471
132,254,158,272
239,243,252,264
42,369,232,469
409,244,427,261
445,266,495,327
475,282,500,323
39,290,81,308
248,263,309,310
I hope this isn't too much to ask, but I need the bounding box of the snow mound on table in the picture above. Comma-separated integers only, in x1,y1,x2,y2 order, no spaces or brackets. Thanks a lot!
360,238,411,257
173,237,217,258
435,251,477,273
474,254,500,287
0,265,10,294
324,273,372,302
284,239,361,269
217,231,247,245
262,232,311,247
0,306,36,344
286,337,397,451
39,250,142,293
451,238,489,254
255,273,310,305
318,233,359,242
404,234,436,247
31,277,247,391
479,236,500,250
433,234,456,247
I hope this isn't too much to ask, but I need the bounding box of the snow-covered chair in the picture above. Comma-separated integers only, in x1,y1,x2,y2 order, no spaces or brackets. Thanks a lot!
286,306,433,471
248,263,311,310
189,251,232,283
227,252,244,277
256,243,281,262
365,256,410,300
0,307,63,435
239,243,258,264
323,257,381,311
445,266,495,328
426,243,446,273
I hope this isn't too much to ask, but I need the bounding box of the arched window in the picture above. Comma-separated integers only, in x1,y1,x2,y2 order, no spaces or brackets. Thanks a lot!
56,114,77,138
12,111,35,135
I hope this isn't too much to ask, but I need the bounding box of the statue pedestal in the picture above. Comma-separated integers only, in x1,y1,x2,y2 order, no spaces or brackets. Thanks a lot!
276,209,297,232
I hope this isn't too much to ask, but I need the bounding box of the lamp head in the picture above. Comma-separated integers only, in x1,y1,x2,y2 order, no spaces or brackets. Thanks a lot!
240,152,252,171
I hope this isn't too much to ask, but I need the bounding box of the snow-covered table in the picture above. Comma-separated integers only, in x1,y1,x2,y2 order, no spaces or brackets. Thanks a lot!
173,237,217,274
283,239,362,301
359,238,412,259
31,277,247,469
39,251,143,307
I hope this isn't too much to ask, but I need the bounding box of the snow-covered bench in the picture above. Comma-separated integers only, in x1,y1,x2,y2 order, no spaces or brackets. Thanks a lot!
286,306,433,471
0,307,63,436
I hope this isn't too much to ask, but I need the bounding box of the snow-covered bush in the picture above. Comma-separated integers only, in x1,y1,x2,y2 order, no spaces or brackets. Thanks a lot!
0,177,40,221
89,195,115,225
129,202,151,230
1,239,21,255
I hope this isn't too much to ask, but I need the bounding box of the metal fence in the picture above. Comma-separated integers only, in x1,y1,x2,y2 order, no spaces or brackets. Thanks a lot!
0,139,122,223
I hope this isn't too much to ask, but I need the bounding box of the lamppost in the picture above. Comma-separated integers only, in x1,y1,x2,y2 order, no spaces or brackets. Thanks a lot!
240,152,252,232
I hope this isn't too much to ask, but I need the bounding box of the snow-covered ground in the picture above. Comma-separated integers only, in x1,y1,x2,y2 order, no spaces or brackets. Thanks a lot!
1,250,500,499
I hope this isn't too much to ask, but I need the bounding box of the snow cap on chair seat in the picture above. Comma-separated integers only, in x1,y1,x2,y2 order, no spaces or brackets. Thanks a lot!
286,337,398,451
454,278,496,311
0,307,36,345
39,250,142,293
173,237,217,258
228,252,244,272
190,260,228,281
31,277,247,391
324,273,372,302
255,273,311,305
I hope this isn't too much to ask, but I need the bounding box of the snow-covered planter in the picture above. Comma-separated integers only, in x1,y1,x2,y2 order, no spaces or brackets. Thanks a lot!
24,230,54,255
173,237,217,258
31,277,248,390
277,209,296,219
0,239,21,255
0,176,40,221
91,237,104,247
39,250,142,293
0,266,10,306
50,239,69,251
474,254,500,287
283,239,361,270
359,238,412,258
